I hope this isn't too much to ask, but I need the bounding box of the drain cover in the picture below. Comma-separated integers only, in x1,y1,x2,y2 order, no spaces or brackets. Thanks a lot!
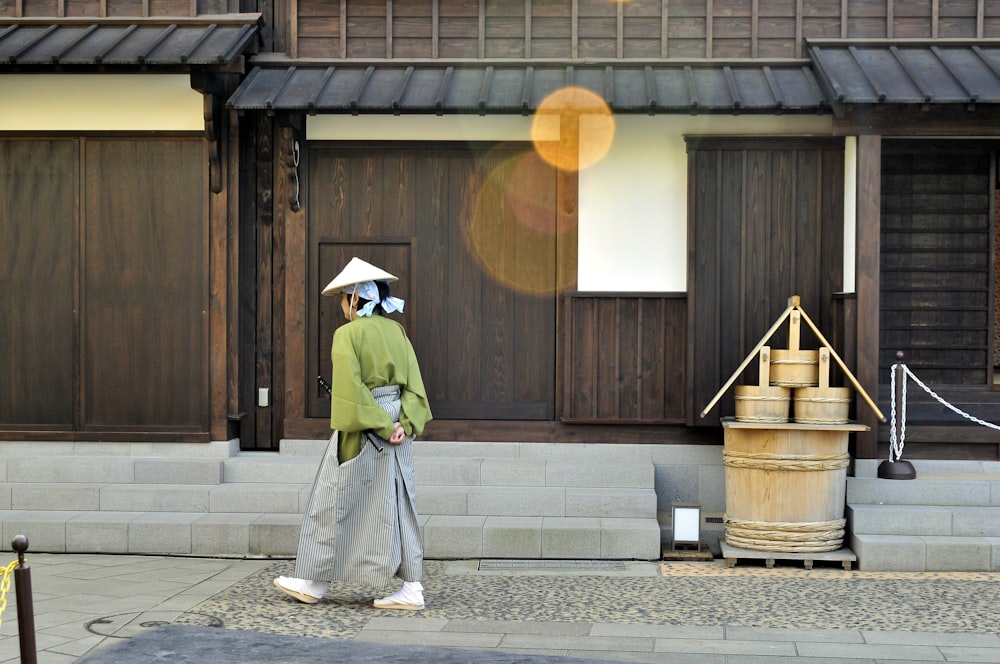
478,559,627,571
86,611,223,638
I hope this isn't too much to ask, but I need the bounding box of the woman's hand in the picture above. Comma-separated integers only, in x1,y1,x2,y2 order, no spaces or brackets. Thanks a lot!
389,422,405,445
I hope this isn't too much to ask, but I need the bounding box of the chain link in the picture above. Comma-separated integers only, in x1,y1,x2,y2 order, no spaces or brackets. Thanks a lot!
0,559,20,629
889,363,1000,462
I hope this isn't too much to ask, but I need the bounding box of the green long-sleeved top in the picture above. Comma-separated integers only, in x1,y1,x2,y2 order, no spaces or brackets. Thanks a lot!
329,314,432,462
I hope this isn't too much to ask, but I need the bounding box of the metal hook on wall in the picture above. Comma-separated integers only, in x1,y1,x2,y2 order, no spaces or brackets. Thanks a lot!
289,140,301,212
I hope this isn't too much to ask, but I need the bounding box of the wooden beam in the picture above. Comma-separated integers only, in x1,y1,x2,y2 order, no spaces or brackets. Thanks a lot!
617,0,623,59
524,0,531,59
479,0,485,59
432,0,438,59
386,0,393,58
661,0,668,58
571,0,577,60
705,0,712,58
340,0,347,59
854,133,882,458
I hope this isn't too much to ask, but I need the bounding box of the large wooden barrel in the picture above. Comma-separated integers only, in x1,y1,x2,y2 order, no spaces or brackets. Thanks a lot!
722,420,863,553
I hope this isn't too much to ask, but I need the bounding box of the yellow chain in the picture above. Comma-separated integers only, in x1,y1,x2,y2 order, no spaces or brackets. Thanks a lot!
0,559,20,629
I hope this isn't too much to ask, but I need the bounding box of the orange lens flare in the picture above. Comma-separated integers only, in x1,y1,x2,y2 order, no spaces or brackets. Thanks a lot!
531,86,615,172
462,148,576,296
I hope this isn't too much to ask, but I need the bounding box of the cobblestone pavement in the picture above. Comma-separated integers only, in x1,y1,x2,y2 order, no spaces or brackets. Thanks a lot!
2,554,998,663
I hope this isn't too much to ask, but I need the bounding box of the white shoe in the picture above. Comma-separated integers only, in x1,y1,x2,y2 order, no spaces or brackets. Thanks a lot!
273,576,327,604
373,581,424,611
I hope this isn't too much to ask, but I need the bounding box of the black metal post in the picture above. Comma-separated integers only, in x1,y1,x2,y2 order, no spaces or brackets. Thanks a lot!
12,535,37,664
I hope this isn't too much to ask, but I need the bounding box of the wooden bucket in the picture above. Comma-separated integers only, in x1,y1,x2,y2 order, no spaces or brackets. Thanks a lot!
794,387,851,425
734,385,790,423
769,349,819,387
723,424,850,552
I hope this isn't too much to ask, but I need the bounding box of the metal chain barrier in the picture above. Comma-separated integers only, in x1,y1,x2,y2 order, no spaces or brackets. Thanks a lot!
890,362,1000,462
0,559,19,629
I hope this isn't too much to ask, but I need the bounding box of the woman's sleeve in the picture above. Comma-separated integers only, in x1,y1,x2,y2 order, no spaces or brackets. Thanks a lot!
400,336,433,436
329,328,396,439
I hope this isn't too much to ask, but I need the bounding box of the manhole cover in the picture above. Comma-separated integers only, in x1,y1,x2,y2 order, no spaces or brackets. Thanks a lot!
86,611,223,638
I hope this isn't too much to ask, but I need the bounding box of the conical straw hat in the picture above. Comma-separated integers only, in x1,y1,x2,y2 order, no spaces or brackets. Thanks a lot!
321,257,397,296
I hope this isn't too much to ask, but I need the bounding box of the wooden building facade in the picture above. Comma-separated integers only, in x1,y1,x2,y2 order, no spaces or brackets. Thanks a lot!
3,1,1000,460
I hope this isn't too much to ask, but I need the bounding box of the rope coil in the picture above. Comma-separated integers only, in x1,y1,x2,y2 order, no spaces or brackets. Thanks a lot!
723,450,850,471
724,517,846,553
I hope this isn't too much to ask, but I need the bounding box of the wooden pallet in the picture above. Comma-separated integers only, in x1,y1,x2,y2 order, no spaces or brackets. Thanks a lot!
720,542,856,570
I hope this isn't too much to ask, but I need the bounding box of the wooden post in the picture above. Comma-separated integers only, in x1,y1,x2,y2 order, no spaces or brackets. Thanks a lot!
854,133,883,457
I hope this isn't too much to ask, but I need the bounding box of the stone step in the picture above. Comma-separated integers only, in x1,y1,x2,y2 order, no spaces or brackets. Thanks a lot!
854,458,1000,478
0,510,661,560
2,481,653,519
3,457,225,484
849,532,1000,572
846,476,999,507
848,504,1000,537
0,440,663,560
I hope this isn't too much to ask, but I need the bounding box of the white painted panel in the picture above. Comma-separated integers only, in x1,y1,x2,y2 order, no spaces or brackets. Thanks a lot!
843,137,858,294
307,114,552,141
0,74,203,131
307,112,836,294
578,115,834,292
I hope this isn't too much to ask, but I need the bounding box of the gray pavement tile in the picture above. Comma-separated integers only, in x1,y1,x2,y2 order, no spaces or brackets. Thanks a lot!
796,642,946,660
354,629,504,648
653,638,798,657
936,646,1000,663
729,658,876,664
573,650,725,663
499,633,655,653
861,631,1000,647
590,622,724,639
363,616,450,632
726,626,866,643
442,618,591,636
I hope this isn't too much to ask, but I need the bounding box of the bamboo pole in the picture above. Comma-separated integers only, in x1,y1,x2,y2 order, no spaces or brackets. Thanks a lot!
699,302,795,419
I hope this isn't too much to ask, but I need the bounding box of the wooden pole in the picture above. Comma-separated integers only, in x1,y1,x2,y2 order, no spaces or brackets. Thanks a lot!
796,306,886,422
699,302,795,418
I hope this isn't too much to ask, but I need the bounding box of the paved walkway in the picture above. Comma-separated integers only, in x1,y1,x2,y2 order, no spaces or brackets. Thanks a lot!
0,552,998,663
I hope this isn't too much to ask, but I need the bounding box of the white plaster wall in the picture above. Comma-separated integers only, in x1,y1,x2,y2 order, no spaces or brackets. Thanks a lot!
309,113,836,293
578,115,834,292
0,74,203,131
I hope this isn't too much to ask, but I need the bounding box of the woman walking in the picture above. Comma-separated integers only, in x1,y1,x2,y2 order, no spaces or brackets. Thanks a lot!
274,257,433,610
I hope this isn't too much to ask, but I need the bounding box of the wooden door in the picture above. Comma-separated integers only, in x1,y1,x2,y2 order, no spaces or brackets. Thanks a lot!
688,137,845,425
1,137,209,437
0,139,76,429
306,143,558,422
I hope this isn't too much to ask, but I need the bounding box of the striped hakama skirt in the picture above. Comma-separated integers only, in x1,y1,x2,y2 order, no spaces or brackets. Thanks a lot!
293,385,423,589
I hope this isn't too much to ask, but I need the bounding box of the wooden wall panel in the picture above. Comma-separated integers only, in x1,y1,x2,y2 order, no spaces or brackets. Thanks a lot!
306,144,559,422
563,294,686,423
0,139,76,429
687,137,846,426
285,0,1000,60
82,139,208,431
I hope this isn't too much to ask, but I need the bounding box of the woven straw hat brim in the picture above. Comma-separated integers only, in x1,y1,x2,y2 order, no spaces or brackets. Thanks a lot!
322,257,398,295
